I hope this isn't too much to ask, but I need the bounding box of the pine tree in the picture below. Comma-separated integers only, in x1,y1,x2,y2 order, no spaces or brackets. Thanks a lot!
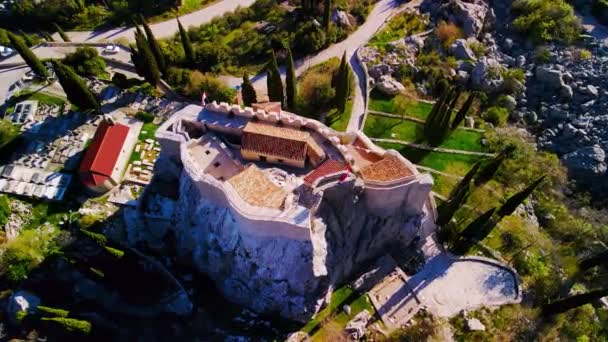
324,0,332,31
267,50,284,104
437,162,481,226
52,60,100,112
285,47,297,111
474,145,516,185
241,73,257,107
543,288,608,315
7,32,49,79
177,17,195,67
424,86,451,143
133,26,160,86
496,175,546,218
335,51,351,112
53,23,70,42
452,93,475,130
139,15,166,74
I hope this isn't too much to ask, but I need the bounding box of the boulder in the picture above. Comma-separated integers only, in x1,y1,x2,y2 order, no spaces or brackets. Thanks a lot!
6,291,40,325
344,310,372,340
560,84,574,100
451,39,476,60
471,57,504,92
421,0,490,37
582,84,599,97
466,317,486,332
562,145,607,177
375,75,405,96
535,67,564,89
333,10,353,28
369,64,392,80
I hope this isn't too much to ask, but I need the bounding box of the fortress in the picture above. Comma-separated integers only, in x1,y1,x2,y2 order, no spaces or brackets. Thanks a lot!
130,102,437,321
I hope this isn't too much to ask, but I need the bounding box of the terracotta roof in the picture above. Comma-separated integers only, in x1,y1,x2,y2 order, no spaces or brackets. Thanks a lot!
359,156,413,182
228,165,287,208
241,122,310,162
304,159,346,186
79,120,130,186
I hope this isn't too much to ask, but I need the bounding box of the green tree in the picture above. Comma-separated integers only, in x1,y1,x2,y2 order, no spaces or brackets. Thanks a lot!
62,46,106,77
452,207,496,255
241,73,257,107
139,14,166,74
451,92,475,129
267,50,284,104
543,288,608,315
53,23,70,42
285,47,297,111
335,51,351,112
496,175,546,218
0,194,10,226
52,60,100,112
324,0,332,31
474,145,516,185
7,31,49,79
133,26,160,86
437,162,481,226
177,16,195,67
19,30,35,46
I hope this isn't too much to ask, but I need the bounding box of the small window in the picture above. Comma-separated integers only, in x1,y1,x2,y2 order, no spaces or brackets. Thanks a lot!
213,162,221,167
278,159,284,163
260,156,267,162
205,150,210,155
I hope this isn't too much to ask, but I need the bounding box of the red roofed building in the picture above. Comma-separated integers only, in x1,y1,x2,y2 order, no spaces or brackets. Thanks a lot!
79,119,130,193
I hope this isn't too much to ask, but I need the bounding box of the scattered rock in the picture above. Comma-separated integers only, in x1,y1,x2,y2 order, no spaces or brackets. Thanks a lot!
562,145,607,177
343,304,352,316
451,39,476,61
375,75,406,95
466,317,486,332
6,291,40,325
369,63,392,80
421,0,491,37
333,10,354,28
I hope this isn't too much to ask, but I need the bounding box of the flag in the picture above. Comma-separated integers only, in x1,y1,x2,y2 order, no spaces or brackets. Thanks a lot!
201,91,208,106
339,163,351,183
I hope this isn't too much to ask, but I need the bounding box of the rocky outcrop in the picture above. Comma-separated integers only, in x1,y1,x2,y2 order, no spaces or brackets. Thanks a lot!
375,75,406,95
420,0,494,37
127,156,425,322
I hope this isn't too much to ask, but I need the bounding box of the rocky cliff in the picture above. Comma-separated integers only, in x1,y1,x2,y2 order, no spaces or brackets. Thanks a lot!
125,155,426,322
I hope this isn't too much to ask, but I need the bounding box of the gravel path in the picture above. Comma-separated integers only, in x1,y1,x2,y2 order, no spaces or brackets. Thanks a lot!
64,0,257,43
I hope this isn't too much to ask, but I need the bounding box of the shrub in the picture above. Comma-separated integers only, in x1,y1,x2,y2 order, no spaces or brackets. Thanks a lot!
195,42,230,72
104,246,125,259
0,194,10,226
37,305,69,318
533,46,552,63
293,21,327,55
483,106,509,126
183,71,235,103
78,213,102,230
575,49,592,60
435,21,462,49
111,72,128,89
502,68,526,94
135,111,154,123
79,229,107,247
512,0,581,44
469,41,487,57
41,317,91,335
0,226,59,283
62,47,106,77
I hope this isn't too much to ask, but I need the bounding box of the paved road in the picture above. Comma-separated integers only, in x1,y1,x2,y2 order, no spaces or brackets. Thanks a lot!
65,0,257,43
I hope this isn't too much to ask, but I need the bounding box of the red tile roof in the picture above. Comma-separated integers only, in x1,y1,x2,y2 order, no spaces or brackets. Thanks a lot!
360,156,413,182
304,159,346,186
79,120,130,186
241,122,310,162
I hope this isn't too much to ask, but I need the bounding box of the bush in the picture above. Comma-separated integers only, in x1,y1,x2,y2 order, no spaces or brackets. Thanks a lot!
533,46,552,64
41,317,91,335
79,229,107,247
37,305,69,318
0,195,10,226
104,246,125,259
574,49,592,61
293,21,327,55
78,213,102,230
62,47,106,77
196,42,230,72
0,226,59,283
435,21,462,49
502,68,526,94
111,72,128,89
183,71,235,103
469,41,487,57
512,0,581,44
136,111,155,123
483,106,509,126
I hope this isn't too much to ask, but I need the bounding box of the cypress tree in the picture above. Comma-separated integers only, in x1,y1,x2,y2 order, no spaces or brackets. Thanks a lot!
134,26,160,86
496,175,546,218
543,288,608,315
335,52,351,112
267,50,284,104
424,86,451,143
42,31,55,42
324,0,332,31
19,30,35,46
437,162,481,226
7,31,49,79
53,23,70,42
52,60,100,112
241,73,257,107
285,47,297,111
139,15,166,74
474,145,516,185
177,17,195,67
452,207,496,255
452,93,475,130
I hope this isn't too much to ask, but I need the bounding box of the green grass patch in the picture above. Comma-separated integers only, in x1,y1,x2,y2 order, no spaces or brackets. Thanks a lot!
300,286,355,334
369,11,427,49
431,173,459,198
311,293,375,342
364,115,487,152
379,142,485,175
327,100,353,132
139,123,159,142
368,90,434,120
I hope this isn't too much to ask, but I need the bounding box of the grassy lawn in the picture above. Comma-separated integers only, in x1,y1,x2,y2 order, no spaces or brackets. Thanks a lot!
368,90,434,120
327,100,353,132
300,285,376,340
4,91,66,114
364,115,487,152
378,142,485,176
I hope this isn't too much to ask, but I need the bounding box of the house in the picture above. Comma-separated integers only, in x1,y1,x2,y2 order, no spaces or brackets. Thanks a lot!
79,119,130,193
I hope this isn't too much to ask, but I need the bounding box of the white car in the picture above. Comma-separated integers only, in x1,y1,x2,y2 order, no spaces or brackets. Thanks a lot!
0,45,14,58
103,45,120,54
21,71,35,82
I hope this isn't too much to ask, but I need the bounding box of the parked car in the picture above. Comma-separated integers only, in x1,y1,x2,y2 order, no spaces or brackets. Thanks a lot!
0,45,14,58
103,44,120,54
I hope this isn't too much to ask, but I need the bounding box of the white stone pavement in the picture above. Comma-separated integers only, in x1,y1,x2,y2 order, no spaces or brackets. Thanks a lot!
64,0,257,43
